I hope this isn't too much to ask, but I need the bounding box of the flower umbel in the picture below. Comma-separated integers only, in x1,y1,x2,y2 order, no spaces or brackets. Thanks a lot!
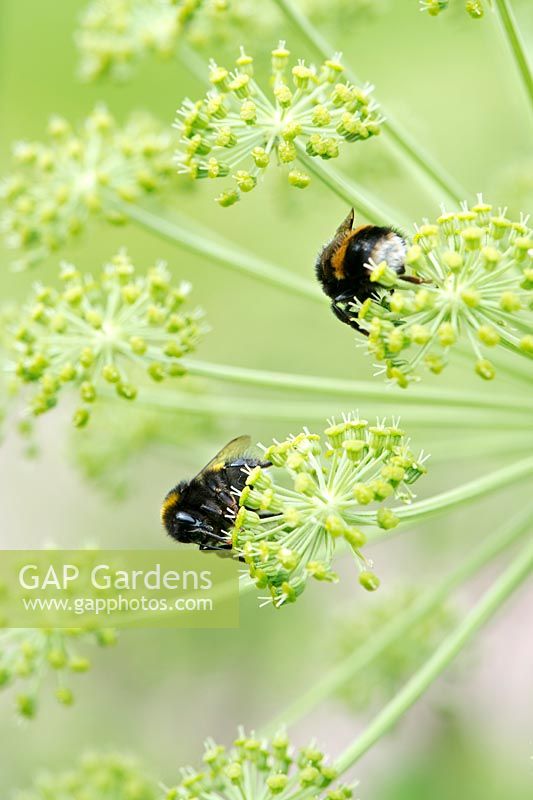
165,730,355,800
336,589,455,711
76,0,387,81
0,627,116,719
231,414,427,608
0,107,175,270
356,198,533,385
7,251,206,427
174,43,382,206
16,752,156,799
77,0,208,81
420,0,485,17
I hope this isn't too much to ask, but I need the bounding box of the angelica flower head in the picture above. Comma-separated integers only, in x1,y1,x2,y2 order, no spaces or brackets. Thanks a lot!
174,43,382,207
76,0,386,81
356,198,533,386
420,0,485,17
0,627,116,719
165,730,355,800
7,251,206,428
231,413,427,608
0,107,175,270
77,0,200,81
16,752,156,799
336,588,455,711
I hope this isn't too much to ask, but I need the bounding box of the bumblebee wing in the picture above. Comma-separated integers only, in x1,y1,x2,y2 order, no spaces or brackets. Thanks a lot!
194,435,252,479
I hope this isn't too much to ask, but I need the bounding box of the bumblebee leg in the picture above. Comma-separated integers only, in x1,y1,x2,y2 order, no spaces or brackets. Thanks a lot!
199,543,232,552
200,500,224,516
213,488,235,508
331,298,365,334
402,275,426,285
331,299,353,325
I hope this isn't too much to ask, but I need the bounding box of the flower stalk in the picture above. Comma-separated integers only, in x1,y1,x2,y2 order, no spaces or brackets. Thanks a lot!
104,385,533,434
369,455,533,527
333,530,533,771
183,359,533,415
493,0,533,107
261,505,533,734
294,144,406,226
116,199,323,301
271,0,466,203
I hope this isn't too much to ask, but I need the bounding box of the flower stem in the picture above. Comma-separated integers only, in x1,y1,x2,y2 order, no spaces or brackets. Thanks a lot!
114,200,323,303
183,358,533,414
493,0,533,107
271,0,466,203
120,387,533,432
334,531,533,772
295,146,407,226
380,455,533,526
262,506,533,735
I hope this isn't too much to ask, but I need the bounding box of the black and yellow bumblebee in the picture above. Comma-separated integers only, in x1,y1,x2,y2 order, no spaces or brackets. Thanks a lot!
161,436,270,553
315,208,423,332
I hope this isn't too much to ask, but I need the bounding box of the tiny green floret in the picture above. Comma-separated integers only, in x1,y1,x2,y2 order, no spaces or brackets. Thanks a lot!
0,106,175,270
420,0,485,17
356,197,533,385
174,42,382,206
231,413,427,608
7,251,206,427
165,730,355,800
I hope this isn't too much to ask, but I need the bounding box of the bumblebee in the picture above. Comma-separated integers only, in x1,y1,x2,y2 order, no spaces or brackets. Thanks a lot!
315,209,422,331
161,436,270,553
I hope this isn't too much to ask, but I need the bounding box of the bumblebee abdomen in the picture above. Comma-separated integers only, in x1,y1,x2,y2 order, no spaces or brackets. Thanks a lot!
344,226,406,279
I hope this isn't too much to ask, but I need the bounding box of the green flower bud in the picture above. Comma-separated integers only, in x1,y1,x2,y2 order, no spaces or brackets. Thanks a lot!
359,571,380,591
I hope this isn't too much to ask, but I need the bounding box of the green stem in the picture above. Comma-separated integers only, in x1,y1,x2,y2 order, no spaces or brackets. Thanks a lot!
272,0,465,203
183,358,533,414
262,506,533,735
425,432,533,461
178,40,211,84
493,0,533,107
121,387,533,431
295,146,407,226
116,200,323,303
334,532,533,772
384,455,533,525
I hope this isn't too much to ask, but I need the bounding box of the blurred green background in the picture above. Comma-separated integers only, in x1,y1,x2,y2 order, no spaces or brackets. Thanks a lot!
0,0,532,797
